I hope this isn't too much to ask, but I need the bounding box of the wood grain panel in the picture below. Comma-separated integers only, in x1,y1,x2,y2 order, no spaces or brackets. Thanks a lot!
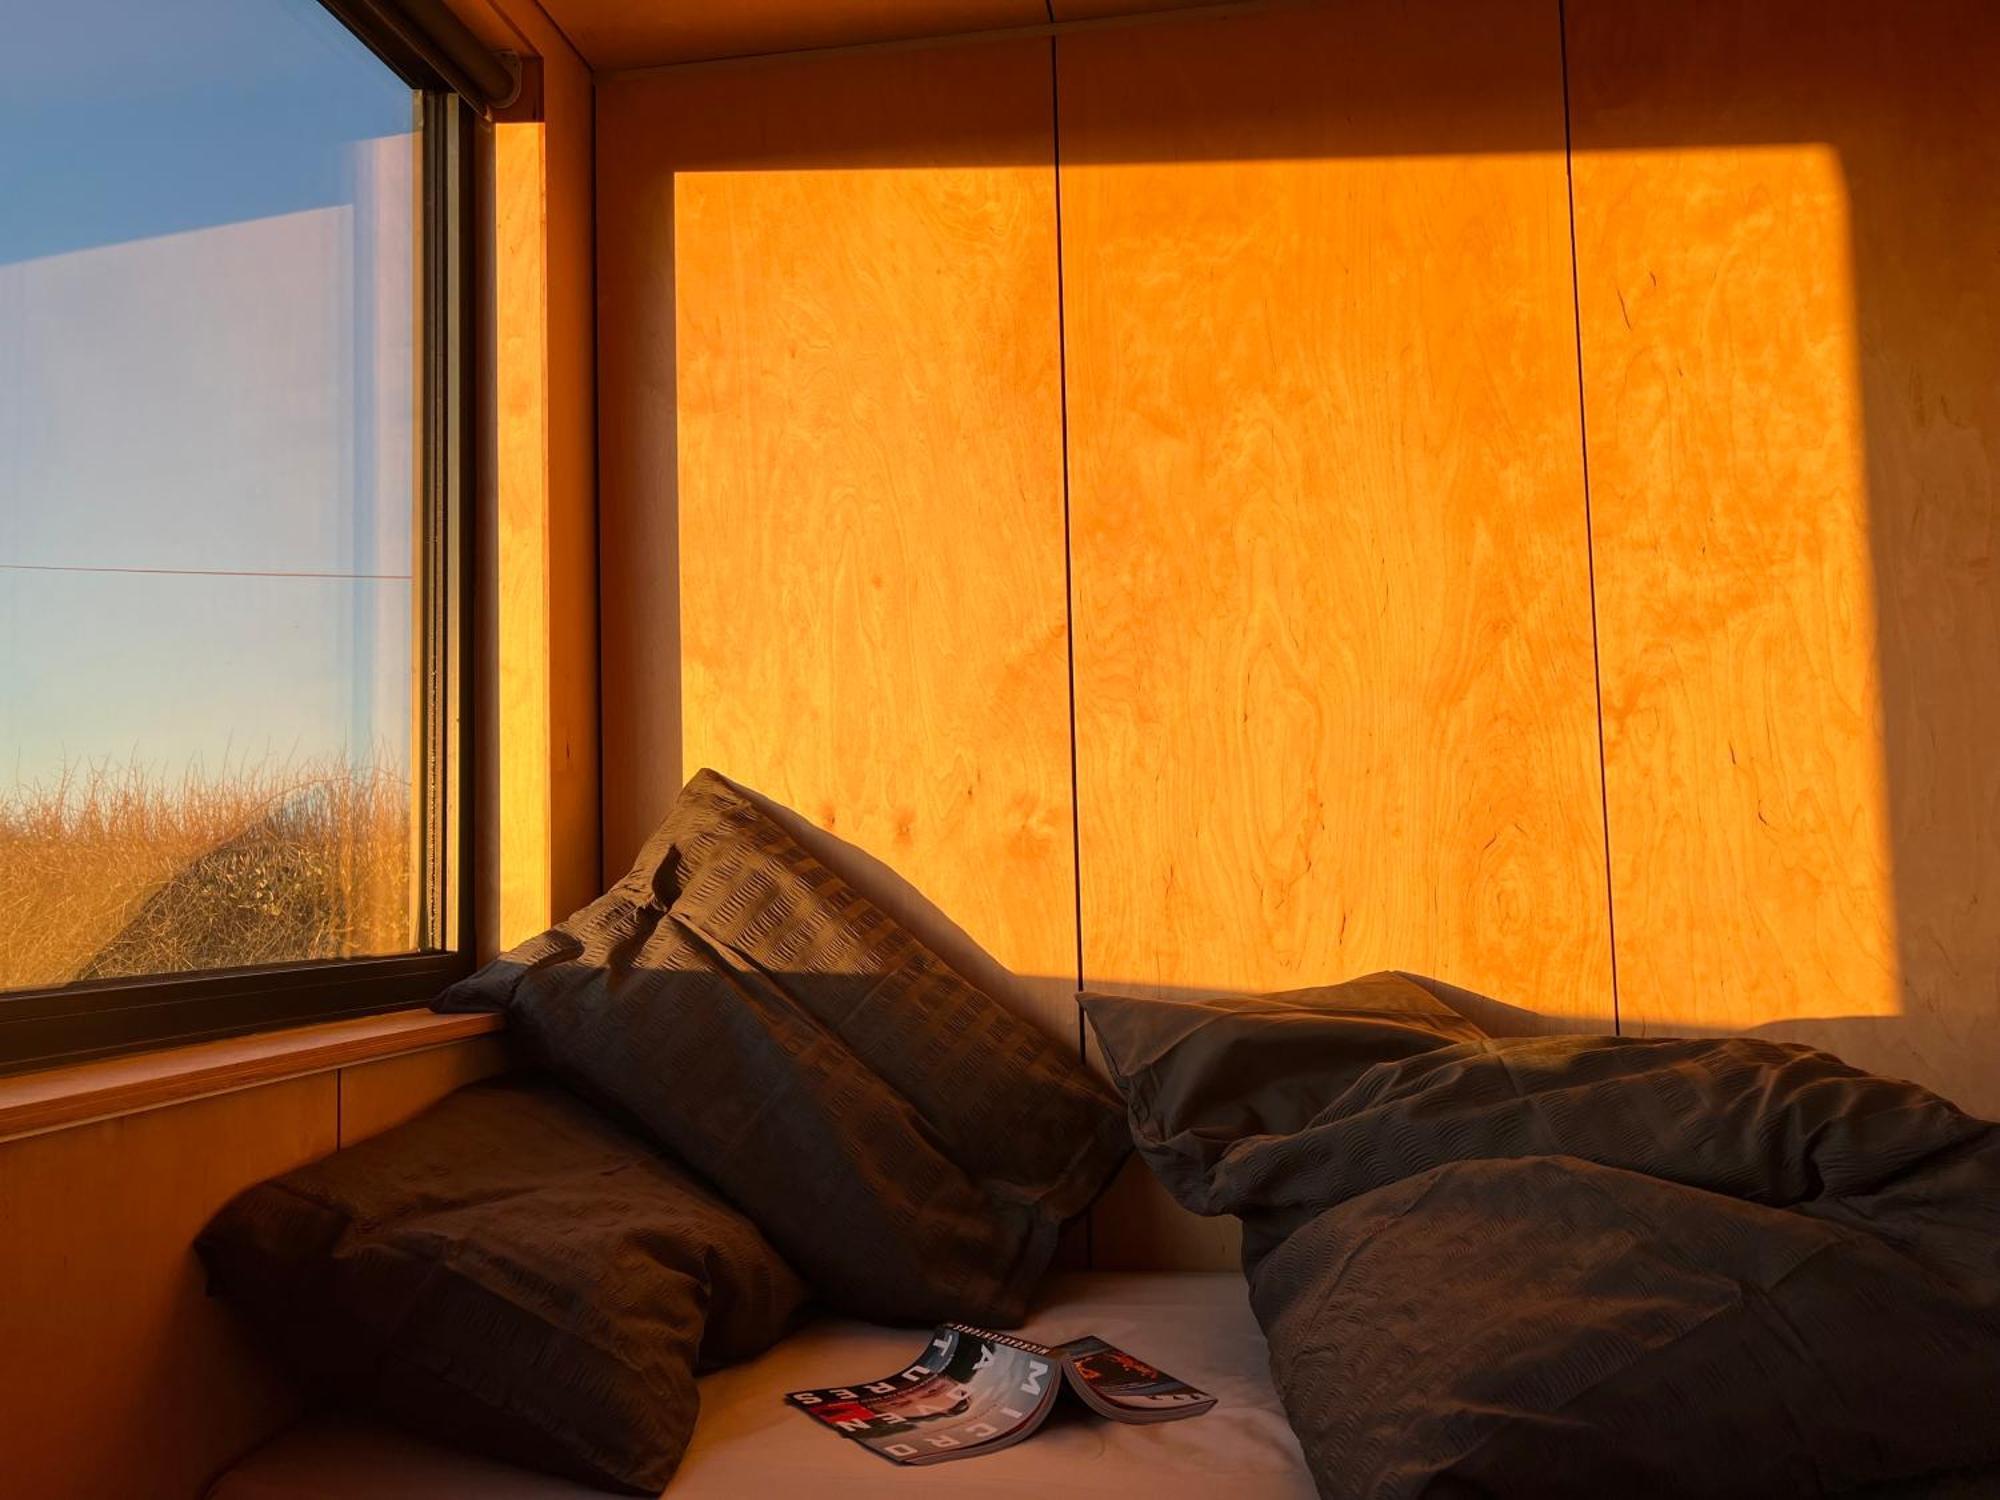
0,1078,336,1498
338,1036,509,1145
0,1009,501,1145
597,44,1078,1039
1063,1,1610,1010
1061,0,1612,1264
495,117,555,950
545,0,1044,70
595,73,681,889
544,17,604,928
1569,0,2000,1116
536,9,602,928
458,0,599,953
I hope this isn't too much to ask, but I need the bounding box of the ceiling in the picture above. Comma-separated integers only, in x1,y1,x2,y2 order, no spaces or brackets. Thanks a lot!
529,0,1223,72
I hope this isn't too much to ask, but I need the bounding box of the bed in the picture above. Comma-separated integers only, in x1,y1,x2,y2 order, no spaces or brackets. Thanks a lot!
208,1274,1317,1499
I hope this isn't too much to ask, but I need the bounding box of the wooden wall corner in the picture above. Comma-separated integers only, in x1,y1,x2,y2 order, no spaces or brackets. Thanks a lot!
463,0,601,956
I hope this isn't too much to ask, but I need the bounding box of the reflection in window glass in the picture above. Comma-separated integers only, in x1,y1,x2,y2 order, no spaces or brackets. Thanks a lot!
0,1,423,987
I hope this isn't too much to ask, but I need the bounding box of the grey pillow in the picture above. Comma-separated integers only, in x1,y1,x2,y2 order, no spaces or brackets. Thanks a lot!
1079,971,1487,1212
196,1079,807,1495
439,769,1130,1327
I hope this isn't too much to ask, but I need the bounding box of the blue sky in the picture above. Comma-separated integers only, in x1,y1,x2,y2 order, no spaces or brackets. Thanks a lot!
0,0,412,265
1,0,420,796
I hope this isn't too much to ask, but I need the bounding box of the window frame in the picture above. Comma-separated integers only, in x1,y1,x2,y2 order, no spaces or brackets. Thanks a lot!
0,15,479,1074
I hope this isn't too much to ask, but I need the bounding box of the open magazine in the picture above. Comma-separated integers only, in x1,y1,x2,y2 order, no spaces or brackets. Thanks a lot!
784,1323,1216,1466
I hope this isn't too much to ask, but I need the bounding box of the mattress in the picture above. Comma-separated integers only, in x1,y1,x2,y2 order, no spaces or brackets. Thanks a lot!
207,1272,1318,1499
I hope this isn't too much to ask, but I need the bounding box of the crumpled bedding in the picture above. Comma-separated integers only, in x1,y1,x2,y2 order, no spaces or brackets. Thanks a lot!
1083,978,2000,1499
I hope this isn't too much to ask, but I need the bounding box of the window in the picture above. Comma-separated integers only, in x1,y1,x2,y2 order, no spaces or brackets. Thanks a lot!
0,0,472,1067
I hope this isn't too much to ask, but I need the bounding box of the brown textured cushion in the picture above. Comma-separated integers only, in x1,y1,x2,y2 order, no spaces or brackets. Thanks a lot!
438,769,1130,1327
196,1079,806,1495
1080,971,1487,1212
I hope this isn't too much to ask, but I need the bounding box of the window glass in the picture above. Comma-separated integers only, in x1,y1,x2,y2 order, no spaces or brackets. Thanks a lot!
0,1,425,988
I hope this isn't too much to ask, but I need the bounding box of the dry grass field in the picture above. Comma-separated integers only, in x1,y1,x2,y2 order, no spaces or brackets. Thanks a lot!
0,761,414,990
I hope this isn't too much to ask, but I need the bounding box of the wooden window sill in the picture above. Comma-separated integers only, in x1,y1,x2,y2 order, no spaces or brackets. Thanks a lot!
0,1009,505,1145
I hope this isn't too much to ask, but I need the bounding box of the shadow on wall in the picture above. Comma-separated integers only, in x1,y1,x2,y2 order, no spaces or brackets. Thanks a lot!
584,770,2000,1275
730,778,1997,1127
1562,2,2000,1118
1800,16,2000,1146
594,0,2000,1127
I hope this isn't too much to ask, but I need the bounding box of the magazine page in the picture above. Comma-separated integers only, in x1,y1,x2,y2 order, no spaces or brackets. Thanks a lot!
784,1327,1063,1466
1053,1335,1219,1423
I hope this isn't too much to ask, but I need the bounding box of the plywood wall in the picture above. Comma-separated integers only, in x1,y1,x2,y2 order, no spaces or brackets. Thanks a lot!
454,0,601,954
1566,0,2000,1117
541,0,1045,68
533,0,1233,69
1060,0,1614,1265
0,1080,332,1500
0,1035,501,1497
597,43,1080,1038
1060,1,1610,1019
594,0,2000,1264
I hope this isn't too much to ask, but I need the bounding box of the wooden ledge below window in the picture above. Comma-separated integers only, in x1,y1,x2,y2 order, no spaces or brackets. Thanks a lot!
0,1009,506,1145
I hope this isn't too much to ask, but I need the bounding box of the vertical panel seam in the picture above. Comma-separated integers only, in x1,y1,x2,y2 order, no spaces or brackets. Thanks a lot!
1049,30,1092,1266
591,77,613,895
587,72,607,907
1557,0,1622,1035
1050,38,1084,1033
584,70,608,904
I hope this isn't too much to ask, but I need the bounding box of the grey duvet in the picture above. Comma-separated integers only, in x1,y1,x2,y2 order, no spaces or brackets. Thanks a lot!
1082,979,2000,1499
